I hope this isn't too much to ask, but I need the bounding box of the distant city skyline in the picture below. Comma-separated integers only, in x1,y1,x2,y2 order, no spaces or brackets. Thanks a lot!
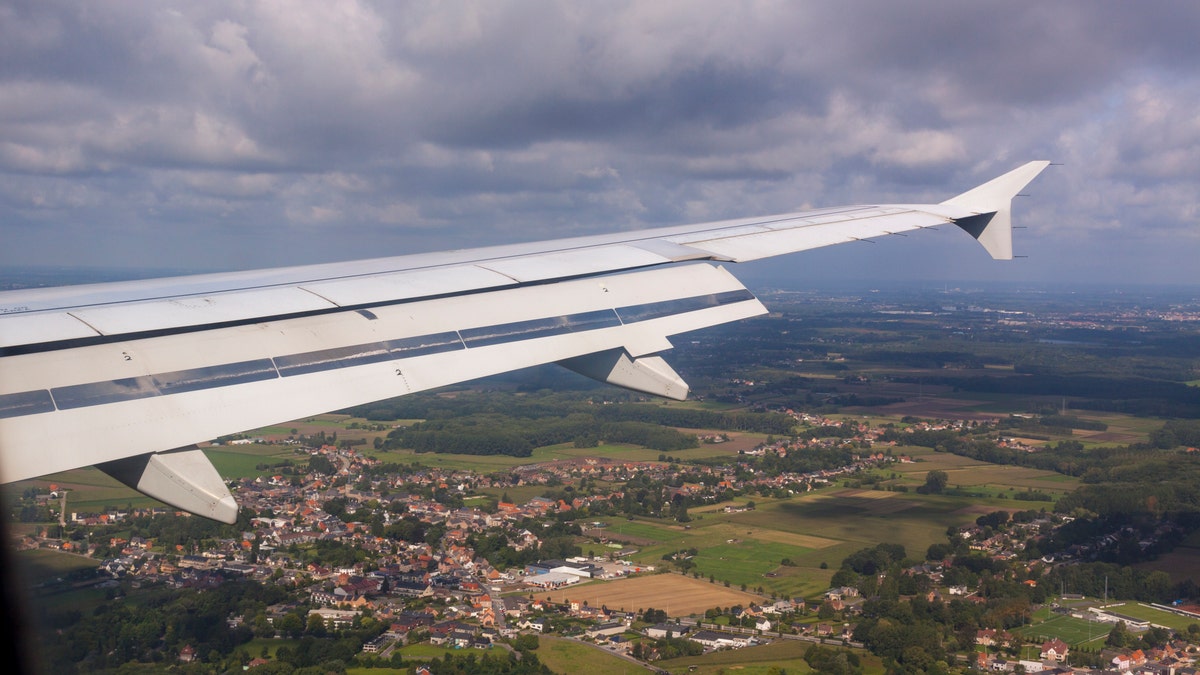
2,2,1199,286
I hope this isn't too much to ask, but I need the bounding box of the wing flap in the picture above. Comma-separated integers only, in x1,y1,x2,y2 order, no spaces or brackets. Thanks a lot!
0,264,763,483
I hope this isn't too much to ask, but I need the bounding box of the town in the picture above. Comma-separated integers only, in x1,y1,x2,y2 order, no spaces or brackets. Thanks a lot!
8,282,1200,674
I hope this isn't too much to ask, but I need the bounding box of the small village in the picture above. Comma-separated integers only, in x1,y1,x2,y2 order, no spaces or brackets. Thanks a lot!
14,412,1200,674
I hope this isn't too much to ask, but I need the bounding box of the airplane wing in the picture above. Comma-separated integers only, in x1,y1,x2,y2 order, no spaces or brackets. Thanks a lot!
0,161,1050,522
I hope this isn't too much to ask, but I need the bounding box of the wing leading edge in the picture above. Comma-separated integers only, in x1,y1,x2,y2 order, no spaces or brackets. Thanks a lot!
0,162,1050,522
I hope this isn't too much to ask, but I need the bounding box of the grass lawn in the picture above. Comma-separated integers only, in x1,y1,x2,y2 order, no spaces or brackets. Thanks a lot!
1016,614,1109,647
691,540,813,589
1103,602,1199,631
661,639,885,675
17,548,105,583
536,636,642,675
397,643,506,659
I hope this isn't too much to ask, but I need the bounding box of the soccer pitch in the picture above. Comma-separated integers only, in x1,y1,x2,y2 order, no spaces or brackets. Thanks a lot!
1019,614,1109,648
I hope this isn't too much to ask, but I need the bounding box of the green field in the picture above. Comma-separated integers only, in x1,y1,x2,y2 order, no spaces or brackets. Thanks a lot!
535,636,644,675
660,638,885,675
691,541,815,590
887,446,1079,497
372,439,743,472
1103,602,1200,631
207,447,295,478
1017,614,1108,648
602,479,1043,599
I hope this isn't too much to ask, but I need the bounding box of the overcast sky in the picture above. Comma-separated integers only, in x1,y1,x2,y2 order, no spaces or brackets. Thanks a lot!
2,1,1199,287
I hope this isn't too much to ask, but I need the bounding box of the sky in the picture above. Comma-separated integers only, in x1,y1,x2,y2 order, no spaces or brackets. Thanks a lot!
2,1,1199,287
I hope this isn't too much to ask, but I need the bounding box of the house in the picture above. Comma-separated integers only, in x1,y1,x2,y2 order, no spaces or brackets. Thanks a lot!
503,596,530,617
179,645,197,663
518,617,547,632
586,621,628,639
362,636,389,653
1040,638,1069,662
645,623,687,639
689,630,751,649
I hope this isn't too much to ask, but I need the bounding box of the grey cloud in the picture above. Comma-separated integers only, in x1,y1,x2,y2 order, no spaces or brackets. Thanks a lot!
0,1,1198,284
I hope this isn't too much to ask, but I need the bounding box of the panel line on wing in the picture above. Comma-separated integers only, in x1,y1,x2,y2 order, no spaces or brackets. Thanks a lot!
460,310,622,348
1,289,759,418
52,359,280,410
275,332,466,377
615,290,756,323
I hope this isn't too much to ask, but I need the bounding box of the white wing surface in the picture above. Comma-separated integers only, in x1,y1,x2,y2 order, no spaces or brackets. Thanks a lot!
0,162,1050,521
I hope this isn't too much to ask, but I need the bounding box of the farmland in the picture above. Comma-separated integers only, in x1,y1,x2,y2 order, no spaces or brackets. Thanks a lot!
533,573,761,616
584,447,1077,601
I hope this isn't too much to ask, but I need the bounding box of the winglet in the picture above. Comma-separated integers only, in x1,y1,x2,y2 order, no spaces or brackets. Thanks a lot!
941,161,1051,260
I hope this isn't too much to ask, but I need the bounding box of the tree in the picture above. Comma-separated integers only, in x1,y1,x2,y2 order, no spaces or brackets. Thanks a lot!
642,608,668,624
306,613,327,637
512,634,540,651
920,470,949,494
277,612,304,638
1106,621,1129,648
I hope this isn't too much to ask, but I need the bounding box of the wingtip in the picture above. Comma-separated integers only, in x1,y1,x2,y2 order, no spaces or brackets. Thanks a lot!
943,161,1051,260
941,161,1052,213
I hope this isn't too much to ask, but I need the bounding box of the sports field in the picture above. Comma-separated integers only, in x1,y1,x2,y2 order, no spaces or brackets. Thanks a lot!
1017,614,1108,648
1103,602,1199,631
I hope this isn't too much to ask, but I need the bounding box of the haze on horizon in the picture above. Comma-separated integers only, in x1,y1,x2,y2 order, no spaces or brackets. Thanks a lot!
2,2,1199,286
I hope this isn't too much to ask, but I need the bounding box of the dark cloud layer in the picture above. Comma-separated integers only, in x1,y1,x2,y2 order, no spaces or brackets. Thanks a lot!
2,1,1198,285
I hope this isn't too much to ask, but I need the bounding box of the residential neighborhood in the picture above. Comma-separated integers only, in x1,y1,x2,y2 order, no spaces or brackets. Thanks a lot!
13,416,1200,673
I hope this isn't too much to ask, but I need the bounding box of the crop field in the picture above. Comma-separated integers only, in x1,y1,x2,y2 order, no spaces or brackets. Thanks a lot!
532,573,761,616
206,448,293,478
1137,545,1200,585
23,467,160,512
887,446,1079,496
603,482,1035,598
